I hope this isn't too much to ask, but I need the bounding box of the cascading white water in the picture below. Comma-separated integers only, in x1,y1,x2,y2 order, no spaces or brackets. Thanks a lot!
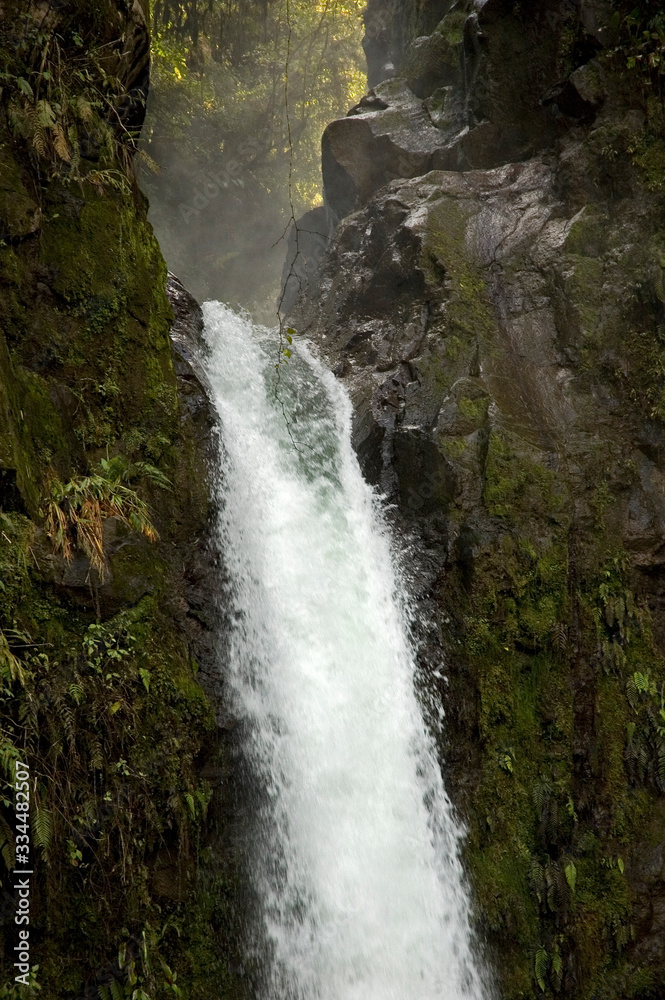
203,301,489,1000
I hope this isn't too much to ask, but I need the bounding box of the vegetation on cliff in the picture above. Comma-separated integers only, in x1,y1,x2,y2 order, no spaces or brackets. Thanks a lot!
0,4,242,998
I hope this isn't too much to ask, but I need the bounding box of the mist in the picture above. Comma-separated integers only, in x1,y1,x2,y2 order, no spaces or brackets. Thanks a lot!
139,0,366,324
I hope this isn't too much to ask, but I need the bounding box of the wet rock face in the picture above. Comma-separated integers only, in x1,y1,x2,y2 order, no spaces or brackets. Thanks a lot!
323,0,616,224
301,155,665,572
280,206,331,315
289,0,665,993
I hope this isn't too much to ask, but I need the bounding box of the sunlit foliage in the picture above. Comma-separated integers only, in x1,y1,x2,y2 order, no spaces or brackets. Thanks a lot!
141,0,366,317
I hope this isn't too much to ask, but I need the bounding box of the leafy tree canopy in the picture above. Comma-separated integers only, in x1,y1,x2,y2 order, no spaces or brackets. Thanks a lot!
141,0,366,318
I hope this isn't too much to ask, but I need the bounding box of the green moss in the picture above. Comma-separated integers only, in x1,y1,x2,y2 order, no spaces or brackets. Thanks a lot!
423,198,496,342
458,394,488,424
483,432,564,524
439,435,469,458
434,10,467,47
430,392,665,997
0,27,225,994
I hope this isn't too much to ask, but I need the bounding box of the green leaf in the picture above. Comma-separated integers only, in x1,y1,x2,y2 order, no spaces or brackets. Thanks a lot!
17,77,33,97
534,947,549,992
564,861,577,894
618,857,625,875
109,701,122,715
139,668,151,693
33,805,53,851
551,949,562,976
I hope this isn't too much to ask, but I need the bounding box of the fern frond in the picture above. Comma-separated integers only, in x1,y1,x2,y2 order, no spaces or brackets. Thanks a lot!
528,859,546,904
534,947,549,992
137,148,161,174
0,630,26,686
551,621,567,652
28,105,47,157
551,945,563,990
0,812,15,871
36,99,56,129
72,95,94,124
69,682,84,705
656,738,665,792
52,122,71,162
67,123,81,174
89,736,104,772
44,470,159,580
32,804,53,852
109,977,123,1000
626,674,639,710
604,597,615,628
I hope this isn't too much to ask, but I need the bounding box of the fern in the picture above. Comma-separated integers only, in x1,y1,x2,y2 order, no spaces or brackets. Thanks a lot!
37,99,56,129
604,596,615,628
657,738,665,791
137,148,161,174
52,122,71,162
27,103,47,156
0,630,26,686
72,95,94,124
535,947,549,992
551,944,563,991
109,978,123,1000
529,858,546,904
626,673,639,710
44,468,160,580
532,779,553,819
32,804,53,852
68,123,81,174
89,736,104,772
0,812,15,871
551,621,567,652
68,682,84,705
545,860,570,915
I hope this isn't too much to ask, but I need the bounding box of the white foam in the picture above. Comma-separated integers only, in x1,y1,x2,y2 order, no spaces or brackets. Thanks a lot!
203,302,489,1000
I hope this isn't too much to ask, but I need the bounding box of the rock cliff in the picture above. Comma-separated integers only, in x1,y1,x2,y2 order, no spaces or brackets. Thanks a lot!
289,1,665,996
0,4,245,998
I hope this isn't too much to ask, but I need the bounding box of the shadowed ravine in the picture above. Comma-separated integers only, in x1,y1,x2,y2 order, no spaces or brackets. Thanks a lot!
202,302,490,1000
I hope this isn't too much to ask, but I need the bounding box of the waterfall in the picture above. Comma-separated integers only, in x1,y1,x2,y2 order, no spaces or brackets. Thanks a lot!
203,302,488,1000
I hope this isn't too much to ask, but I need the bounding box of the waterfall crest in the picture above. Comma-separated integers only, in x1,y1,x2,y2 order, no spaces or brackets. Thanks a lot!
203,301,488,1000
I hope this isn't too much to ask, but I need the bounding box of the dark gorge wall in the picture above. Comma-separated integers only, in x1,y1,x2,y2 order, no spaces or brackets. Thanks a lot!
0,4,246,998
289,1,665,997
